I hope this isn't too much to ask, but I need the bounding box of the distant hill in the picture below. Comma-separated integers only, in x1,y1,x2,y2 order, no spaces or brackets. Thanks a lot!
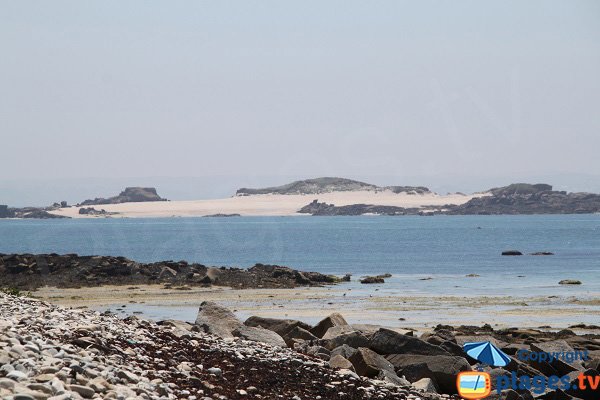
236,177,430,195
79,187,167,206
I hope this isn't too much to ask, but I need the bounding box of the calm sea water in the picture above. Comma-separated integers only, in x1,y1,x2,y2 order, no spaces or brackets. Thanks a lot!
1,215,599,299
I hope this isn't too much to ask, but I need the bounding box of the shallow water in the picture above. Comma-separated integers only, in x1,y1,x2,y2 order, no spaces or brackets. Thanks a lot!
2,215,599,327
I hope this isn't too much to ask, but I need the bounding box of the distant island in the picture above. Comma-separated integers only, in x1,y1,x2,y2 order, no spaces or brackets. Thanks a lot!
2,179,600,219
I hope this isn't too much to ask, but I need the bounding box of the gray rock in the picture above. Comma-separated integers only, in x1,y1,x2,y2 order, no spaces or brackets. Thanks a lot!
244,316,312,337
232,326,286,347
193,301,242,339
68,384,96,398
116,370,139,383
348,347,395,378
530,340,584,375
331,344,358,360
558,279,582,285
13,395,36,400
369,328,450,356
310,313,348,338
412,377,438,393
328,355,354,370
325,331,370,351
385,354,471,394
158,266,177,280
6,370,28,381
322,325,358,340
377,369,411,386
0,378,16,390
282,326,318,347
207,367,222,376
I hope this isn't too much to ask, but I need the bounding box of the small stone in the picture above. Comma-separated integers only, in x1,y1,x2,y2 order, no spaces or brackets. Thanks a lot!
68,384,96,398
7,370,28,381
0,378,16,390
35,374,55,382
116,370,139,383
207,367,222,376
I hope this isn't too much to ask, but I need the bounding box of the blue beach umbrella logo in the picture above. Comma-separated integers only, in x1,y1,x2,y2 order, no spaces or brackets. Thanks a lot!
463,341,511,367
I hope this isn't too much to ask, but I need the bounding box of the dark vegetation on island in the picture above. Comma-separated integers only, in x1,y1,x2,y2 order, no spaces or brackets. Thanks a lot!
78,187,167,206
236,177,430,196
0,253,343,290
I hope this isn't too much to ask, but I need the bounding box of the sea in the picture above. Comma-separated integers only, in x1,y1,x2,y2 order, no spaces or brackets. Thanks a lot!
1,215,599,327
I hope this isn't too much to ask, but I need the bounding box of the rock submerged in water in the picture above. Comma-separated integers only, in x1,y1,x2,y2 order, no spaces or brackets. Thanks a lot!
559,279,582,285
360,276,385,284
502,250,523,256
359,274,390,284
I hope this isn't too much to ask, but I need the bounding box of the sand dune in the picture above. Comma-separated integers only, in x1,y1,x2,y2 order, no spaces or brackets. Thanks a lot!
50,190,485,218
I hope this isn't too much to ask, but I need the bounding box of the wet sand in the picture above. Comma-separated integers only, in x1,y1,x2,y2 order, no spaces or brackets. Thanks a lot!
32,284,598,333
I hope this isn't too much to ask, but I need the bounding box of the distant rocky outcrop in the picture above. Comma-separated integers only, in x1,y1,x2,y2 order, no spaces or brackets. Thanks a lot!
0,205,69,219
447,183,600,215
236,177,431,196
79,207,112,216
79,187,166,206
298,183,600,216
298,200,418,216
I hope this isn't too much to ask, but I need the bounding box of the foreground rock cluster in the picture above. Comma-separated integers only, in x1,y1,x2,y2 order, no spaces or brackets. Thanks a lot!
0,294,450,400
0,253,342,290
194,303,600,400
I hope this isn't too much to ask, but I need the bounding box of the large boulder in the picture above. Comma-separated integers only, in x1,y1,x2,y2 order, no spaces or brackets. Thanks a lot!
324,330,370,351
349,347,395,378
369,328,450,356
385,354,471,394
412,377,438,393
377,370,411,387
331,344,358,360
322,325,358,340
353,324,413,337
244,316,312,337
310,313,348,338
530,340,585,375
565,369,599,400
193,301,242,339
232,325,286,347
282,326,318,347
329,355,354,370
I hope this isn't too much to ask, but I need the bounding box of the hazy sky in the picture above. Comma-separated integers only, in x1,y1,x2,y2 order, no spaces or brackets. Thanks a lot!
1,1,599,204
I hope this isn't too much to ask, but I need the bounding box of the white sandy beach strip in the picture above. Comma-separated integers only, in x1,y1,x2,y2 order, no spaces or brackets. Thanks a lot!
50,190,485,218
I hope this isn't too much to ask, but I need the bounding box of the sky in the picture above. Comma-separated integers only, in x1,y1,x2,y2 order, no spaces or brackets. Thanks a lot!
1,1,599,205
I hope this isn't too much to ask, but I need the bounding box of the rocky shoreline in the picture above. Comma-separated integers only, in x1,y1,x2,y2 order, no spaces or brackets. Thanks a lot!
0,253,343,291
0,293,451,400
2,294,599,400
298,184,600,216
